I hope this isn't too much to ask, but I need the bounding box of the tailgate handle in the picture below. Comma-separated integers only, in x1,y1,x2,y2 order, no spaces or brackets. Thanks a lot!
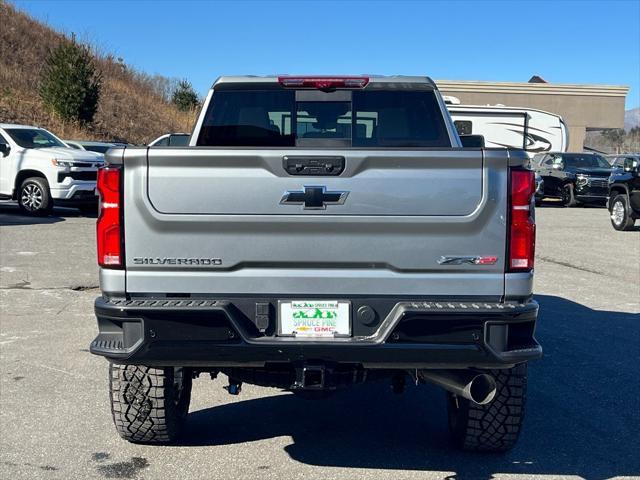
283,156,345,176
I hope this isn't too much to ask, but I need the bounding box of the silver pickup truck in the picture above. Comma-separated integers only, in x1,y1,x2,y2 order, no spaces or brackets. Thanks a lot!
91,75,541,452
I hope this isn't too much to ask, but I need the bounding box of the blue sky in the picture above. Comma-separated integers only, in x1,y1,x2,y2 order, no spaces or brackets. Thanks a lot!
14,0,640,109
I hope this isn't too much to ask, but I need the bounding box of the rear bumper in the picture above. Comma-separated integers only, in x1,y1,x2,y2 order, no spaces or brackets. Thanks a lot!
91,296,541,369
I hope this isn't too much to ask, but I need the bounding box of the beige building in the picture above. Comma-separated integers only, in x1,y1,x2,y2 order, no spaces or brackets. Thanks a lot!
435,79,629,151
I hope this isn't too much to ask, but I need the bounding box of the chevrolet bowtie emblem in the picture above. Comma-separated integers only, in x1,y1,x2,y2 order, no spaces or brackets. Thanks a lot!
280,186,349,210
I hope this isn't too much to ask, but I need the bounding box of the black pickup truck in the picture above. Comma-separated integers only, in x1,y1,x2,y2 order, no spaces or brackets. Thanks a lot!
608,154,640,230
534,152,612,206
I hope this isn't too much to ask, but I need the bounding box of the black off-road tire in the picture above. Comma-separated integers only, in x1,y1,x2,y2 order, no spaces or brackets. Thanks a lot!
447,363,527,453
561,184,579,207
109,364,192,444
609,194,635,231
18,177,53,216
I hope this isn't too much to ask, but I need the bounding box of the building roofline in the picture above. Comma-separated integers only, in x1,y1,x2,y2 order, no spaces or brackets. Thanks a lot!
435,79,629,97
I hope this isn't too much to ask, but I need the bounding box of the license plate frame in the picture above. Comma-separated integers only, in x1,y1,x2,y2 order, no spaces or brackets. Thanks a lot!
278,300,351,338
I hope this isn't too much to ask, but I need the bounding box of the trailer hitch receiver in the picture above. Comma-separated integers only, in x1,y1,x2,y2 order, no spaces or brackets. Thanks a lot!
293,365,326,390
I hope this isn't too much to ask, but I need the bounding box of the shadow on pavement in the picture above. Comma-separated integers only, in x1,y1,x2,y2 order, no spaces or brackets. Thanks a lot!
536,199,607,209
181,295,640,479
0,202,96,226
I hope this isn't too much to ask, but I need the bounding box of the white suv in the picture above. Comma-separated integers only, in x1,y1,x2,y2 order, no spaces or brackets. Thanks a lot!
0,124,104,215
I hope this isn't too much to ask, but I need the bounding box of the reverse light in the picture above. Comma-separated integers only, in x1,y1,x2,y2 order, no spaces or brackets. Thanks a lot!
277,76,369,89
96,166,122,268
509,170,536,272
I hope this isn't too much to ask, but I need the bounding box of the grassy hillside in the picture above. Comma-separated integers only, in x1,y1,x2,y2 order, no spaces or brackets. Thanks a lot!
0,1,195,144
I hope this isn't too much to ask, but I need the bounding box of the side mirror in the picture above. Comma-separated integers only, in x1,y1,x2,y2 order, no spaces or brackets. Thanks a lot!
459,134,485,148
0,143,10,157
623,158,639,173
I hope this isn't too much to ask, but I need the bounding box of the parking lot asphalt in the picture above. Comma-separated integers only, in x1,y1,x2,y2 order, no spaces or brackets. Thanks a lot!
1,201,639,480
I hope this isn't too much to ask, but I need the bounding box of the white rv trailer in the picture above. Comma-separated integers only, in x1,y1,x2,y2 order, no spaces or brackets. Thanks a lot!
445,97,569,157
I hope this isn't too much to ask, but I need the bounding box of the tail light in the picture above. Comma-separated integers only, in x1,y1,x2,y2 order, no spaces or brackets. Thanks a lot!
278,76,369,89
509,169,536,272
96,166,122,268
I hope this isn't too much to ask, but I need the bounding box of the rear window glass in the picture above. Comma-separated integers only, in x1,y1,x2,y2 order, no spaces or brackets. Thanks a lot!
352,91,449,147
197,89,450,148
198,90,295,147
297,101,351,140
168,134,190,146
84,145,111,153
153,136,170,146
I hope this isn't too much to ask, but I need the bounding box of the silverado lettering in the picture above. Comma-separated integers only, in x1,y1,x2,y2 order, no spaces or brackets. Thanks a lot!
132,257,222,265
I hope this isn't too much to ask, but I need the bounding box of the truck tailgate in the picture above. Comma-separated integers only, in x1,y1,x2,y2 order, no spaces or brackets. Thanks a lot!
123,148,508,297
147,150,481,216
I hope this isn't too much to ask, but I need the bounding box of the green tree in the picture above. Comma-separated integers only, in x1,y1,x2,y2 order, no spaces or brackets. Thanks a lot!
171,79,199,111
39,35,102,123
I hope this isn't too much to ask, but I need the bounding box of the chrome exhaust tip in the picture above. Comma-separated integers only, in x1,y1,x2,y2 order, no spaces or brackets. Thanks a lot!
464,373,497,405
418,369,497,405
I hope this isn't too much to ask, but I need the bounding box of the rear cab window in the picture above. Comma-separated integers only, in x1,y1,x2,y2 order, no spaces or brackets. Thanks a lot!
168,134,190,146
196,83,452,148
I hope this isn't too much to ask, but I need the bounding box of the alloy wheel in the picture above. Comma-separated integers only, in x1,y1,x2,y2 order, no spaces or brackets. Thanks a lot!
611,200,625,226
20,183,43,211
